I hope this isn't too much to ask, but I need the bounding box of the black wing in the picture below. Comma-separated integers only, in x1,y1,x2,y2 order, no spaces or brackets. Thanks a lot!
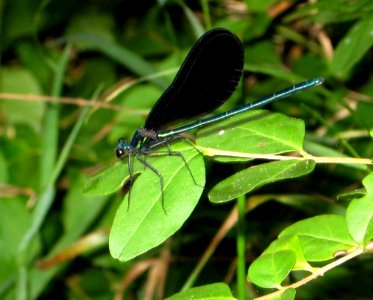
144,28,244,131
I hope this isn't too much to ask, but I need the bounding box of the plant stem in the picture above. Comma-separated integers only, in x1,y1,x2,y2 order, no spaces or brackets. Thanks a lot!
236,195,246,300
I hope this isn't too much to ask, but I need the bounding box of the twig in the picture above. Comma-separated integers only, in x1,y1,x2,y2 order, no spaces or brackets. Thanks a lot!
255,247,365,300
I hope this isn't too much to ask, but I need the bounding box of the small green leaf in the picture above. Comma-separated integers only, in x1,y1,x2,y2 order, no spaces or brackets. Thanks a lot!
346,173,373,244
109,147,205,261
82,161,130,196
197,111,305,154
279,215,357,261
209,160,315,203
263,235,313,272
166,282,234,300
363,172,373,194
248,250,296,288
346,194,373,245
331,14,373,79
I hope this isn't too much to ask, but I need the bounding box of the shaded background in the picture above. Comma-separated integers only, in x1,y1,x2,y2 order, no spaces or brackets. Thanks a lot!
1,0,373,299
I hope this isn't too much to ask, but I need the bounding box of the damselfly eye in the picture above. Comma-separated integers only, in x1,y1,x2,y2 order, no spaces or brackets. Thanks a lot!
116,148,125,158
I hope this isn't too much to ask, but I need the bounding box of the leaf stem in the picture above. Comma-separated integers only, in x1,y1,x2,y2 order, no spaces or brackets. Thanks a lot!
254,247,365,300
199,147,372,165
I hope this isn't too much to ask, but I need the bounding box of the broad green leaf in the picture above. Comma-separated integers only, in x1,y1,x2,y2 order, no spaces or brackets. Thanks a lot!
331,14,373,79
209,160,315,203
248,250,296,288
166,282,234,300
109,146,205,261
279,215,358,261
346,173,373,244
263,235,313,272
197,111,305,155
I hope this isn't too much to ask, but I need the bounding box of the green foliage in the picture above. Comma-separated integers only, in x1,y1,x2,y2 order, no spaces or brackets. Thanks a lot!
248,173,373,297
1,0,372,299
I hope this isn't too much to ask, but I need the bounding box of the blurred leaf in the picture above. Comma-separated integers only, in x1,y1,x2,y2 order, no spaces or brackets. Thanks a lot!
331,13,373,79
245,0,278,12
355,102,373,128
63,170,109,233
0,198,40,293
166,282,234,300
65,11,115,49
242,13,271,41
0,150,8,182
245,41,282,70
176,1,204,38
288,0,373,24
0,68,43,131
67,34,169,89
16,42,51,90
209,160,315,203
2,0,40,44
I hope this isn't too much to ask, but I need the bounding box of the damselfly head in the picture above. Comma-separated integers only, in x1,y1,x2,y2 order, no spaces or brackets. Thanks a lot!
115,138,131,158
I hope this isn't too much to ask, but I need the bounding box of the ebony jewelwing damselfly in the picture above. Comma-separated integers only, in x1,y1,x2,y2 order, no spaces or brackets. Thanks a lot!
115,28,324,211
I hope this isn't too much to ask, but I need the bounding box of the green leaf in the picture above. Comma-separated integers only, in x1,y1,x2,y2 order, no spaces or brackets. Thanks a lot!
248,250,296,289
263,235,313,272
363,172,373,194
281,288,296,300
166,282,234,300
67,34,169,89
197,111,305,155
109,146,205,261
346,173,373,244
82,161,130,196
0,198,40,288
2,0,38,42
245,0,278,12
0,68,43,131
209,160,315,203
63,170,109,233
331,13,373,79
279,215,358,261
65,11,115,50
